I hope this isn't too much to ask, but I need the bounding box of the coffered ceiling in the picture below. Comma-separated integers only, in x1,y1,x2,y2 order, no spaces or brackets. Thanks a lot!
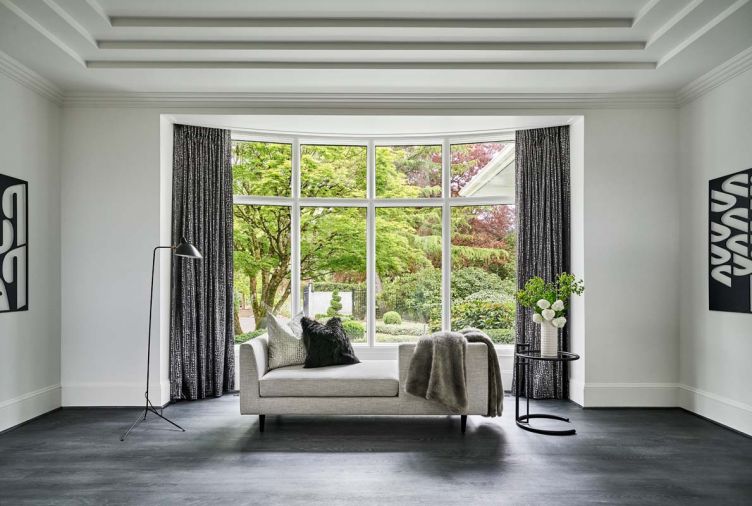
0,0,751,95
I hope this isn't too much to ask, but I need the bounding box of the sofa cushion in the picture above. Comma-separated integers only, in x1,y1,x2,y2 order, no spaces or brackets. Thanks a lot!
259,361,399,397
301,317,360,368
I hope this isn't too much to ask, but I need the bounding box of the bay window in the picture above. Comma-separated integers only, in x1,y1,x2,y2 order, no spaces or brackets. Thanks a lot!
232,135,516,346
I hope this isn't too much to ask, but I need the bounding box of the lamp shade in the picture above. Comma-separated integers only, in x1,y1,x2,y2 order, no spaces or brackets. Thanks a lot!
174,236,202,259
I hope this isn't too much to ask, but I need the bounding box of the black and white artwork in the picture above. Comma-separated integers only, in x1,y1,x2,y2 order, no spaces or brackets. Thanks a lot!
709,168,751,313
0,174,28,313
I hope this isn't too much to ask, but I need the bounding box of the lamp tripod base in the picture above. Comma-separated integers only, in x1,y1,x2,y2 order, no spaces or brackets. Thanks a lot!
120,398,185,442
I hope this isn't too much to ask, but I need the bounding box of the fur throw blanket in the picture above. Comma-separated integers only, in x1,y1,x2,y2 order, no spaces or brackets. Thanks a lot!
405,328,503,417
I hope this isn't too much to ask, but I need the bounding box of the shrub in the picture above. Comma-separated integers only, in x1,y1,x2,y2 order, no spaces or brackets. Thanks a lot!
383,311,402,325
378,268,441,323
234,329,266,344
465,289,515,304
327,289,343,317
342,320,365,339
451,267,505,300
451,300,515,331
312,282,362,292
485,328,514,345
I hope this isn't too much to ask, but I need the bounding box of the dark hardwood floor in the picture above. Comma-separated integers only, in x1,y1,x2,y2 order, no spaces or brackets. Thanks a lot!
1,395,751,505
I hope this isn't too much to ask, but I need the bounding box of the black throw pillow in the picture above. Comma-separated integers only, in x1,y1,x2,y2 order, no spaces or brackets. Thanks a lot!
301,317,360,368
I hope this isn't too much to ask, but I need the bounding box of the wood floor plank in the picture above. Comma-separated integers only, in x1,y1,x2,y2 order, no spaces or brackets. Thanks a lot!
0,395,750,505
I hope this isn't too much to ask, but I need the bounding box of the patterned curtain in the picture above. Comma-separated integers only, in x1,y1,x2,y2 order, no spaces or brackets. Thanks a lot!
170,124,235,400
514,126,570,399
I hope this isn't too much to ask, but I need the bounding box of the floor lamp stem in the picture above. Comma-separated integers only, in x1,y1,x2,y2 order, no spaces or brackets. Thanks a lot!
120,246,185,442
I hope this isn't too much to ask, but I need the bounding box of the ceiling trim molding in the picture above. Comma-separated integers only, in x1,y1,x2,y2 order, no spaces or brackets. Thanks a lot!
109,16,634,29
0,50,63,104
657,0,750,67
646,0,703,47
0,0,86,67
84,0,109,24
634,0,663,26
42,0,97,47
84,60,656,70
61,91,677,109
677,45,752,104
95,40,647,51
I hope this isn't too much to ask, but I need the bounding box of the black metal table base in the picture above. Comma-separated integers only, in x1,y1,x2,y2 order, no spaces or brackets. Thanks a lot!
515,344,580,437
516,413,576,436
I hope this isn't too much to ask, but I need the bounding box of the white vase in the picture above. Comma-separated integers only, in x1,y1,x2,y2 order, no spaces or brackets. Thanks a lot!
540,321,559,357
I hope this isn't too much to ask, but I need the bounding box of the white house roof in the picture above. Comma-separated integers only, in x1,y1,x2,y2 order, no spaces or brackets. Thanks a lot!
458,143,515,202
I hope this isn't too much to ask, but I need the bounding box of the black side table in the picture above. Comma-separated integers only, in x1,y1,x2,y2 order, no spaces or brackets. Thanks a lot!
515,344,580,435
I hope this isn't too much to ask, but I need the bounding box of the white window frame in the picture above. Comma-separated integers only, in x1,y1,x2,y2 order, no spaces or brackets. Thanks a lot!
232,130,515,347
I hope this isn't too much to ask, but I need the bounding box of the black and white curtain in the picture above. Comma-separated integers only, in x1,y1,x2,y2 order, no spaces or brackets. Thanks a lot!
170,124,235,400
514,125,571,400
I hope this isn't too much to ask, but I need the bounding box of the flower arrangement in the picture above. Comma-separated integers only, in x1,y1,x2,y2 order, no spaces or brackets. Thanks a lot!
516,273,585,329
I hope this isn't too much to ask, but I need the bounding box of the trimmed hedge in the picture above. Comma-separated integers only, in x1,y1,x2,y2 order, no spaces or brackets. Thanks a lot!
342,320,365,339
451,300,515,330
374,323,426,336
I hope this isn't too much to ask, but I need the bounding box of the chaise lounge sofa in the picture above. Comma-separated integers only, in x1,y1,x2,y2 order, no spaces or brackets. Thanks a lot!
240,335,489,433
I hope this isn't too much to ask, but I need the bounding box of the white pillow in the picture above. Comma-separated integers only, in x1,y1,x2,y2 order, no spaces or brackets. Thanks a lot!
267,311,307,370
288,310,305,338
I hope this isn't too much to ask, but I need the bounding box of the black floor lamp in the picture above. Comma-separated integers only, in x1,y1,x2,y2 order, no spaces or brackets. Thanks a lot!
120,237,202,442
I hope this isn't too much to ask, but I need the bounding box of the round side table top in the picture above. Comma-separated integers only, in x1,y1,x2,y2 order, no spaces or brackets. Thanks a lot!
515,351,580,362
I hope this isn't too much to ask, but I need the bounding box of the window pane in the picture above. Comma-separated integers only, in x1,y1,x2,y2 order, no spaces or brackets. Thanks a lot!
450,142,514,199
232,141,292,197
376,207,441,343
301,145,366,198
375,145,442,198
233,205,292,340
300,207,367,343
451,205,517,344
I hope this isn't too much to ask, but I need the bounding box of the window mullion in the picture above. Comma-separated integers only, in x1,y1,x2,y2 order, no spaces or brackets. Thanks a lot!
291,138,301,316
441,139,451,332
366,140,376,347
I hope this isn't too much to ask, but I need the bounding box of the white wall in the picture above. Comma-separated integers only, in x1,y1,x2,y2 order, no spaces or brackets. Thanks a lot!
581,109,680,407
60,108,164,406
678,69,752,435
58,106,680,408
0,73,61,431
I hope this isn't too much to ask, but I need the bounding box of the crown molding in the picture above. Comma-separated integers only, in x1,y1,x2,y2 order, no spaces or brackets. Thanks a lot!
677,45,752,105
0,50,63,104
62,91,678,109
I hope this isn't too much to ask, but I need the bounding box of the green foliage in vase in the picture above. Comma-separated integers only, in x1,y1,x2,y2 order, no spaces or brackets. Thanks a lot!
516,273,585,316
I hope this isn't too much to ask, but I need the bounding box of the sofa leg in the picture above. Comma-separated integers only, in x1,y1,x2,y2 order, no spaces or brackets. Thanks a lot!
259,414,265,433
461,415,467,434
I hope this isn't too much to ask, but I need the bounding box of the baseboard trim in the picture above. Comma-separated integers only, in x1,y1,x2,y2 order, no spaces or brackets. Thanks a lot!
678,384,752,436
0,384,62,433
62,382,170,407
568,377,585,407
583,382,679,407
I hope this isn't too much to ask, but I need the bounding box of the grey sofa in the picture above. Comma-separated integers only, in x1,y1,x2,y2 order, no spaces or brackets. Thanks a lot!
240,335,489,433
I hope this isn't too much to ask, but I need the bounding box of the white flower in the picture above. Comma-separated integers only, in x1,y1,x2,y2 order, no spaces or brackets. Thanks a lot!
552,300,564,311
536,299,551,310
552,316,567,328
542,309,555,321
532,313,543,324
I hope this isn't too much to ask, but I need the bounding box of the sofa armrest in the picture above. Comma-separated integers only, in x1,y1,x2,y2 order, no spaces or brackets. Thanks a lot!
398,342,489,413
239,335,268,414
398,343,416,389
